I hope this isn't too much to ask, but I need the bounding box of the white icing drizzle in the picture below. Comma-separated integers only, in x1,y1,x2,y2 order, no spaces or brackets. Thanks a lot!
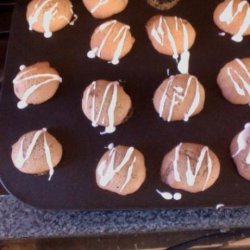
85,81,119,135
246,149,250,164
173,193,182,200
216,204,225,210
58,3,78,26
178,19,190,74
175,16,179,31
156,189,173,200
151,16,164,46
233,123,250,165
91,0,109,13
173,143,182,182
120,157,137,191
13,71,62,109
186,147,212,191
218,32,226,36
159,77,173,118
43,2,58,38
183,77,200,122
173,144,213,191
97,147,136,191
163,17,179,60
105,143,115,150
156,190,182,201
19,65,26,71
28,0,77,38
159,76,200,122
111,25,130,65
43,132,54,181
87,20,130,65
219,0,250,42
226,59,250,99
150,16,191,74
16,129,44,169
15,128,54,180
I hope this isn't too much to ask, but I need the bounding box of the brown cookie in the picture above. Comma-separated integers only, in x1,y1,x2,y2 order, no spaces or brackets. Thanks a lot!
13,62,62,110
230,123,250,180
13,62,62,109
96,145,146,195
87,20,135,65
82,0,128,19
146,15,196,73
147,0,181,10
11,128,63,180
217,58,250,105
213,0,250,42
82,80,132,135
153,74,205,122
27,0,77,38
161,143,220,193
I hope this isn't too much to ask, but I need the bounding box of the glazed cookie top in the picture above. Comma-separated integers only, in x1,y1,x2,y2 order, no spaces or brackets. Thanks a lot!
87,20,135,65
11,128,63,180
13,62,62,109
217,58,250,105
231,123,250,180
214,0,250,42
27,0,77,38
96,145,146,196
232,123,250,162
153,74,205,122
82,0,128,19
146,15,196,73
161,143,220,193
82,80,132,135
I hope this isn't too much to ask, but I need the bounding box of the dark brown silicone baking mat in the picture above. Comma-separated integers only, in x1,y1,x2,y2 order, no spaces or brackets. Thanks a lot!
0,0,249,210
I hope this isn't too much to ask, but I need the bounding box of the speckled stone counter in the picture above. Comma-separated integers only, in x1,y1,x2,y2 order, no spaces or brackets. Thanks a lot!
1,195,250,240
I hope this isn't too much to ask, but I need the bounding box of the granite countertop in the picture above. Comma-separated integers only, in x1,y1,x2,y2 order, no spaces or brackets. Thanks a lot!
1,194,250,240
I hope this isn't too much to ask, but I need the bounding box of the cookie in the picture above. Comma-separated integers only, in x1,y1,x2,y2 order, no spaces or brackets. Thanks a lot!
11,128,63,180
147,0,181,10
13,62,62,109
87,20,135,65
161,143,220,193
96,145,146,195
82,0,128,19
153,74,205,122
231,123,250,180
146,15,196,73
213,0,250,42
27,0,77,38
217,58,250,105
82,80,132,135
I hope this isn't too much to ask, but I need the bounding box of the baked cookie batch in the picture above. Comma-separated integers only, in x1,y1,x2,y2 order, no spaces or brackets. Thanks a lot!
9,0,250,197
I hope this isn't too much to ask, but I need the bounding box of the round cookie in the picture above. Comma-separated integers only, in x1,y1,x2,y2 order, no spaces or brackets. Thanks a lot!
82,80,132,135
146,15,196,73
13,62,62,109
87,20,135,65
82,0,128,19
96,145,146,195
11,128,63,180
213,0,250,42
231,123,250,180
217,58,250,105
153,74,205,122
27,0,77,38
146,0,181,10
161,143,220,193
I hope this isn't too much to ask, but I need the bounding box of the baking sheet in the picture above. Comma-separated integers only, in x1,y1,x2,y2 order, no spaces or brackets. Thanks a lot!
0,0,249,210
